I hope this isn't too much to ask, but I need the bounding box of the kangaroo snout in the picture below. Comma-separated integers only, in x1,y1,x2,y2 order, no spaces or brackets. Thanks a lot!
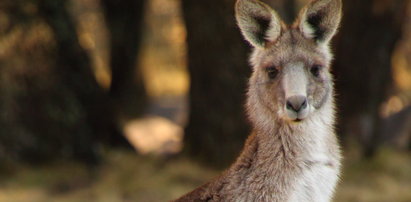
285,95,309,121
286,96,307,112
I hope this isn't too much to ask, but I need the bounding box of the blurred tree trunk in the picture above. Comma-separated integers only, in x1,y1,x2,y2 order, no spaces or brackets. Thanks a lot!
37,0,117,163
100,0,147,147
182,0,251,167
101,0,147,116
333,0,408,157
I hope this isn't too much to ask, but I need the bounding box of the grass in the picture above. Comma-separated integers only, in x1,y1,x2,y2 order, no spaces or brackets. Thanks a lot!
335,148,411,202
0,149,410,202
0,151,217,202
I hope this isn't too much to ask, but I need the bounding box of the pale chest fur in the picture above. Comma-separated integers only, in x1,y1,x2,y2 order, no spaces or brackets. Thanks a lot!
214,118,341,202
232,163,340,202
287,121,341,202
287,147,340,202
221,152,340,202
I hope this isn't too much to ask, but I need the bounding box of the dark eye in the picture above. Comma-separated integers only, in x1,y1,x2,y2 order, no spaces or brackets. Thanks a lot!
310,65,322,77
266,67,279,79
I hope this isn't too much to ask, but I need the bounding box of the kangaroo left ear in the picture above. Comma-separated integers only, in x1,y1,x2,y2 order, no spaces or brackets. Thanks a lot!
296,0,342,44
235,0,284,48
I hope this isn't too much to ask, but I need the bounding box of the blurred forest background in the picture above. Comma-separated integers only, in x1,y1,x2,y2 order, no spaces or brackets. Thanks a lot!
0,0,411,201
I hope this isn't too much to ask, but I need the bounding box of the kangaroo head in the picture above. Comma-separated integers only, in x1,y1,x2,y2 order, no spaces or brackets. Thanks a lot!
236,0,341,124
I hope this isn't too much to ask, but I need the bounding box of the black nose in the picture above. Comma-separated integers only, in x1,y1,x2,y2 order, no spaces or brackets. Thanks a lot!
286,96,308,113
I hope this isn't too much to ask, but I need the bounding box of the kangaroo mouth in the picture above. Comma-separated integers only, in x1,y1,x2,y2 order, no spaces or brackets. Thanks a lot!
290,118,304,123
286,111,308,122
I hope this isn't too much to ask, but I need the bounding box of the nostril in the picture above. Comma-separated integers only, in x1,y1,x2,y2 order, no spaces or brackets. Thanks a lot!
286,101,294,111
301,99,308,109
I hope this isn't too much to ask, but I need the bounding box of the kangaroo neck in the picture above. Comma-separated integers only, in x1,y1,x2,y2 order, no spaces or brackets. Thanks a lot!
246,94,336,166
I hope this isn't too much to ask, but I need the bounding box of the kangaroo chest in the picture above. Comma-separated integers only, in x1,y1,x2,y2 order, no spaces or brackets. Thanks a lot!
227,158,338,202
287,154,340,202
219,139,340,202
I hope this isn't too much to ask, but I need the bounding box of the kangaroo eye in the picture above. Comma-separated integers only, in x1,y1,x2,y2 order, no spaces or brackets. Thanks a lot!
310,65,322,77
266,67,279,79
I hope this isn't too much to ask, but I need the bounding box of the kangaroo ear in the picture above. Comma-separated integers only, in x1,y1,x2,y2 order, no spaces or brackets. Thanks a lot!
296,0,342,44
235,0,283,48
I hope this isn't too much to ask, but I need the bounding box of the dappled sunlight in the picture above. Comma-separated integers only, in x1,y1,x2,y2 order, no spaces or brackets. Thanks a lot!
140,0,188,97
380,96,405,118
0,188,45,202
0,151,219,202
386,3,411,117
123,116,183,155
71,0,111,89
392,52,411,92
69,0,189,94
335,149,411,202
0,27,24,58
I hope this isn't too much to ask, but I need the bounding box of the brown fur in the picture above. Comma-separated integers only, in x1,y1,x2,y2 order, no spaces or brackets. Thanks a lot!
175,0,342,201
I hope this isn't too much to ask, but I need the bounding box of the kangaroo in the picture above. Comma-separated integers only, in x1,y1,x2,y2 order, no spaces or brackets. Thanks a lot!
175,0,342,201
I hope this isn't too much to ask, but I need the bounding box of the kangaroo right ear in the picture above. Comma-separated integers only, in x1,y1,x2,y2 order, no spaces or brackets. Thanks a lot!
296,0,342,44
235,0,283,48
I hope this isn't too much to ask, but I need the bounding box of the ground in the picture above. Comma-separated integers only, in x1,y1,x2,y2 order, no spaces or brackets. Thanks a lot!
0,148,410,202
